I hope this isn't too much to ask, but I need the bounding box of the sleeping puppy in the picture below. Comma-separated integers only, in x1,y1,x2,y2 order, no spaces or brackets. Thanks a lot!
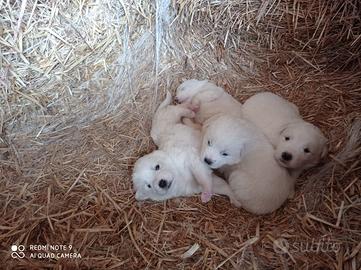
133,92,240,205
175,79,243,124
201,115,295,214
242,92,327,177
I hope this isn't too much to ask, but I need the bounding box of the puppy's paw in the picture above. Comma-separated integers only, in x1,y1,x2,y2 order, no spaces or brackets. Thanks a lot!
189,101,200,112
174,96,182,104
201,192,213,203
181,109,195,119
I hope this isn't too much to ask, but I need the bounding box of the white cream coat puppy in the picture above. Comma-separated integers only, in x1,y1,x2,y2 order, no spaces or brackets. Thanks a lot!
133,93,240,205
201,115,295,214
175,79,243,124
242,92,327,177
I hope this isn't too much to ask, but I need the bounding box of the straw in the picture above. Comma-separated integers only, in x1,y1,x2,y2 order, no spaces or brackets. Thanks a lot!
1,0,360,268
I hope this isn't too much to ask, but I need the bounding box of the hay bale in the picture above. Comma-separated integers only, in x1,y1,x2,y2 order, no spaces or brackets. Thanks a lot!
0,0,360,268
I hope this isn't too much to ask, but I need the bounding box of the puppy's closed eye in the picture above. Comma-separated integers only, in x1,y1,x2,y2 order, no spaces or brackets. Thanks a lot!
221,152,229,156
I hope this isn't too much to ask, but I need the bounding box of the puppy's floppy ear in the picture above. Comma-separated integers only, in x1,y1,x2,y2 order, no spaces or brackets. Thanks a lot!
279,123,289,135
193,85,223,103
318,131,328,159
320,139,328,159
321,145,328,159
239,143,246,158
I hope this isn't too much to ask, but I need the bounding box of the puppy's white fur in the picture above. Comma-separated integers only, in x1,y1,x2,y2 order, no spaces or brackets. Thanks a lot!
201,115,295,214
176,79,243,124
133,93,240,205
242,92,327,177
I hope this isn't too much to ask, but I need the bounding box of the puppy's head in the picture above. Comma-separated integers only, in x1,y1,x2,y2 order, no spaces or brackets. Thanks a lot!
275,122,327,170
175,79,208,103
132,150,175,201
201,116,249,169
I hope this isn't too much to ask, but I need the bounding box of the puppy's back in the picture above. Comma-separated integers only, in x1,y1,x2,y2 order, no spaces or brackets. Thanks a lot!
194,84,243,123
242,92,299,144
226,125,294,214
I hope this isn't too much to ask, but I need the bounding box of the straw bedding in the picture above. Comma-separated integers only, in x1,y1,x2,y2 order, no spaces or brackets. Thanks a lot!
0,0,360,269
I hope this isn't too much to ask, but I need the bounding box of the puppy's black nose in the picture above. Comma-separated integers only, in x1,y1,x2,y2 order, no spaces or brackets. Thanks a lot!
281,152,292,161
204,157,213,165
174,97,179,103
159,179,167,188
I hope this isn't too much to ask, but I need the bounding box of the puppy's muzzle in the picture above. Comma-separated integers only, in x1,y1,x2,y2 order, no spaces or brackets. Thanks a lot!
281,152,293,162
204,157,213,165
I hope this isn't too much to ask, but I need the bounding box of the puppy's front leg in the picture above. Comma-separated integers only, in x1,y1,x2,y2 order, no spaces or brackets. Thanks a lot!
190,159,213,203
161,105,196,127
151,117,166,147
151,106,195,145
212,175,241,207
150,92,172,146
178,102,202,130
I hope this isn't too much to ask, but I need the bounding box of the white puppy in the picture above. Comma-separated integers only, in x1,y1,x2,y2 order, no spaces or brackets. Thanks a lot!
175,79,243,124
133,93,240,205
201,115,295,215
242,92,327,177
